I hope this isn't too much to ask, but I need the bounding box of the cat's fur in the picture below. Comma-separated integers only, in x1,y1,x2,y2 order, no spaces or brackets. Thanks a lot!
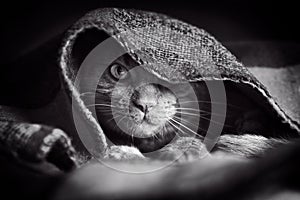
90,54,292,162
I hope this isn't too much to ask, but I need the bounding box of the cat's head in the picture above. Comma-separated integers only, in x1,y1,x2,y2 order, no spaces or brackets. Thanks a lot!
94,54,201,152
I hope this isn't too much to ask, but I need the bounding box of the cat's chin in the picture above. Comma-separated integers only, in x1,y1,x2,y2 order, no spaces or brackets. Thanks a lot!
99,119,177,153
127,121,169,138
127,130,177,153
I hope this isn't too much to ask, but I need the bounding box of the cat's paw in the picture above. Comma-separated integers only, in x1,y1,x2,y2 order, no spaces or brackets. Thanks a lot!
150,137,209,163
105,145,145,160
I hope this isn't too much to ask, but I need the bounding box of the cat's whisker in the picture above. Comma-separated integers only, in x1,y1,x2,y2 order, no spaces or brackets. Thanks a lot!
152,133,159,140
177,111,228,123
170,119,197,136
116,115,127,127
190,109,228,117
127,120,132,135
123,120,135,143
198,115,231,127
201,111,232,118
199,109,217,114
176,111,201,117
86,103,117,108
94,108,111,112
173,115,197,127
106,114,122,123
99,112,115,117
200,110,228,117
169,118,200,136
178,100,209,104
95,107,114,111
175,107,201,112
173,116,199,129
167,120,187,136
173,116,208,133
178,111,230,127
131,124,140,138
175,107,228,117
160,125,168,137
131,132,134,143
80,92,96,96
80,90,111,96
112,112,129,117
110,114,126,132
177,100,241,109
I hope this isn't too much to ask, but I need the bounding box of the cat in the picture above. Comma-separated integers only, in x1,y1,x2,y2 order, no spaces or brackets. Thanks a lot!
87,53,292,162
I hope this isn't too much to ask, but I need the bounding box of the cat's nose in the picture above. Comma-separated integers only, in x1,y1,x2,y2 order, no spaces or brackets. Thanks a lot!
131,91,157,113
132,96,157,112
132,100,147,113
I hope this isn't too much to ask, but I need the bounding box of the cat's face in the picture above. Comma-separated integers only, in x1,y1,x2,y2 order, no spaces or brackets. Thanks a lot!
120,82,178,137
94,54,199,152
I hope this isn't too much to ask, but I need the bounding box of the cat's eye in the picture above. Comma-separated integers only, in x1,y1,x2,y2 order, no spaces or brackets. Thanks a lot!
109,63,129,80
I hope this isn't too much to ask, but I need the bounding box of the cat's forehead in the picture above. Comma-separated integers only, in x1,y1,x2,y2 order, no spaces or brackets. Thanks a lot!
112,54,166,82
114,54,139,70
112,54,189,84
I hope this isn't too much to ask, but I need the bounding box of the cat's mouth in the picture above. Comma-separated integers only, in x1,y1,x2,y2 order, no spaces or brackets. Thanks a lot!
127,101,178,136
98,109,179,153
101,99,181,152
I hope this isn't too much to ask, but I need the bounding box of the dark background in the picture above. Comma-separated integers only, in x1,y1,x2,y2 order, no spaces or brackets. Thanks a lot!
1,0,300,65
